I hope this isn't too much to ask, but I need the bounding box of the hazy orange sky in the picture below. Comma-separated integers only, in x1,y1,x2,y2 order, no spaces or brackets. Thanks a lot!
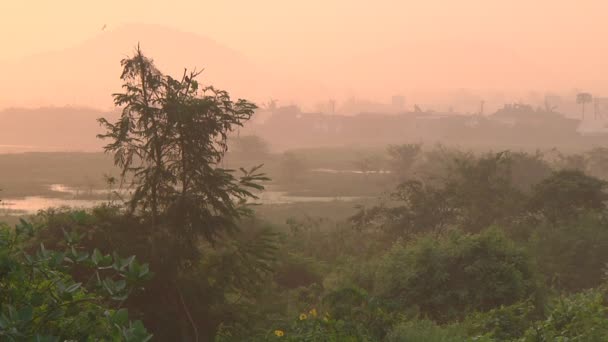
2,0,608,110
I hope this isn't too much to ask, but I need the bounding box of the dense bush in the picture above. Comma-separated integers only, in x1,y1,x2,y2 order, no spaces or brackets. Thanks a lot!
442,152,526,232
521,289,608,341
386,320,475,342
30,207,278,341
0,217,151,341
508,151,552,192
274,252,323,289
375,228,542,321
464,301,536,341
528,169,608,224
217,308,376,342
386,143,422,181
530,212,608,291
319,286,404,339
353,151,528,235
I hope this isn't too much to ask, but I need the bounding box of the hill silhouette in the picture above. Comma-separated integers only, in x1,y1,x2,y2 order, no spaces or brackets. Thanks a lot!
0,23,312,110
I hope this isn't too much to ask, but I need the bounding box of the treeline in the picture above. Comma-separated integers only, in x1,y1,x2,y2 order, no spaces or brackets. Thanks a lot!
223,147,608,340
244,102,608,151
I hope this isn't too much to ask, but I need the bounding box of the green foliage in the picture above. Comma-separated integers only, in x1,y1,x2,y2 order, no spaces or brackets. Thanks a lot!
529,169,607,224
320,286,404,339
32,207,278,341
274,252,323,289
410,143,471,185
98,46,267,242
550,150,587,172
529,212,608,291
322,286,368,319
327,256,381,295
93,47,277,340
443,152,525,232
0,219,151,341
386,320,476,342
375,228,541,321
354,151,527,235
585,147,608,179
465,301,536,341
521,289,608,341
351,179,452,234
508,151,552,192
219,309,375,342
11,82,608,342
386,143,422,181
388,180,452,233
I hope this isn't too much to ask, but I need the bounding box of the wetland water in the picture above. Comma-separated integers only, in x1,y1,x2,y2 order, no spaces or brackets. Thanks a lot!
0,184,362,215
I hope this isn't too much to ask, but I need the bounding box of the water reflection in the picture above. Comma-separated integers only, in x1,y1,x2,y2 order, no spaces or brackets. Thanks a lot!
0,196,106,214
0,184,361,215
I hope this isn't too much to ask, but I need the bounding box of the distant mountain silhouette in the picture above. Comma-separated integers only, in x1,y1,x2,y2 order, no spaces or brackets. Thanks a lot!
0,23,574,113
0,24,326,151
0,23,311,110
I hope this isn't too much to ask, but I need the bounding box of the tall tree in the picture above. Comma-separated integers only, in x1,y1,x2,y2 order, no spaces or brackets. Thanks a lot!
98,46,266,242
577,92,593,119
97,47,275,340
529,169,607,224
386,144,422,181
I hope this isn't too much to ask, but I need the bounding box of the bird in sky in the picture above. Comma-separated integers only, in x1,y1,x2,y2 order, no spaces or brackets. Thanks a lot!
101,24,107,31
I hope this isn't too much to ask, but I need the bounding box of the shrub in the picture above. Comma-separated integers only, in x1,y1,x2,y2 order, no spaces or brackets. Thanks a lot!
386,320,478,342
354,151,528,235
521,289,608,341
464,300,536,341
375,228,542,321
321,286,404,339
529,212,608,291
0,218,151,340
229,308,375,342
528,169,608,224
274,252,323,289
31,207,278,341
508,151,552,193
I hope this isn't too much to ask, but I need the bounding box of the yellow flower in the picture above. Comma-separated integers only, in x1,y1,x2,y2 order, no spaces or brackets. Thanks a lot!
309,308,318,317
299,313,308,320
274,330,284,337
